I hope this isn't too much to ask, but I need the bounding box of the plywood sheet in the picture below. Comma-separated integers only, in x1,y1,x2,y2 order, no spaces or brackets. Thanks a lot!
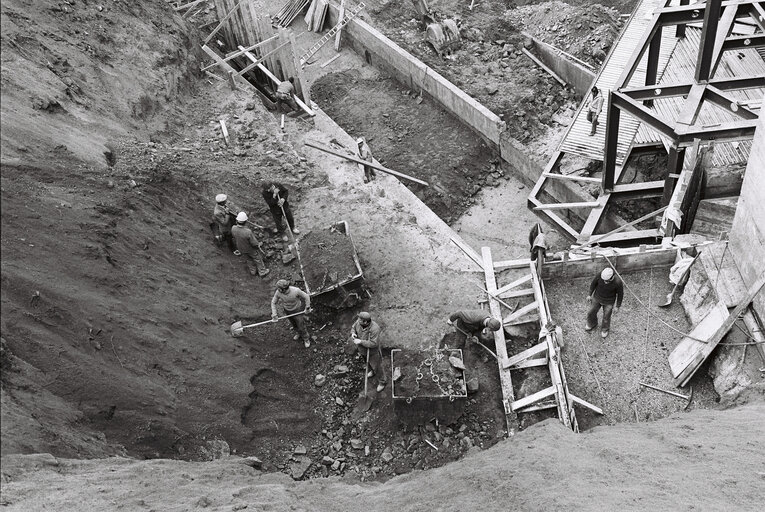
668,301,729,378
700,243,747,308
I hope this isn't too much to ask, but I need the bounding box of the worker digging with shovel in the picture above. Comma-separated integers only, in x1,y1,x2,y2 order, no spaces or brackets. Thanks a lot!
350,312,387,414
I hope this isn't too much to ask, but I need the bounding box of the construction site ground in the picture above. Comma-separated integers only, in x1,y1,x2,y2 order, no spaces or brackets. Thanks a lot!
2,0,763,507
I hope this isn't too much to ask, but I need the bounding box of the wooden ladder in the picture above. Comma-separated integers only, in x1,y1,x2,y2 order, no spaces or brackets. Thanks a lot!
299,2,365,65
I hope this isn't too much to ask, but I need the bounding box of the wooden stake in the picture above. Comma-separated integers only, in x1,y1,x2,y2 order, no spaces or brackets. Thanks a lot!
219,119,230,146
281,114,285,130
227,70,237,91
203,0,246,45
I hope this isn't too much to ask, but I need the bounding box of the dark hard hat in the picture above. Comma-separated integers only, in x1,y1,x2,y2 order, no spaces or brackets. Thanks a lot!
486,318,501,331
358,312,371,321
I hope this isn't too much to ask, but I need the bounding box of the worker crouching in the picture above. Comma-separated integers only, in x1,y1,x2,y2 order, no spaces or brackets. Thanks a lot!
447,310,502,347
350,312,387,393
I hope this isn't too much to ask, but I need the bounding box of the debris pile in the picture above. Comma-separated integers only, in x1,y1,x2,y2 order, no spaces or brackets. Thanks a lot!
299,224,359,293
393,348,467,399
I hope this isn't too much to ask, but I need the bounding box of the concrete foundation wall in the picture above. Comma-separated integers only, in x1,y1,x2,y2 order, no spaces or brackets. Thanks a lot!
729,117,765,318
529,38,596,98
327,5,504,144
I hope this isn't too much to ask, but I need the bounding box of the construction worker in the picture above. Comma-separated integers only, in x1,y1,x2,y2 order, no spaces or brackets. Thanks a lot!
586,86,604,136
447,310,502,346
350,312,387,392
212,194,236,251
231,212,270,278
271,279,312,348
586,267,623,338
275,77,298,113
262,181,299,242
356,137,376,183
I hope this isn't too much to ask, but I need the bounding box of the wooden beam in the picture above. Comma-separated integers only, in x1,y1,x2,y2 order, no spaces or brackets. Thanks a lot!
675,272,765,386
528,196,580,240
502,342,548,369
593,228,661,244
478,287,535,304
515,401,558,413
742,308,765,364
511,386,556,411
175,0,206,11
235,41,291,77
570,394,604,415
450,237,483,270
203,0,246,45
611,180,666,197
577,206,667,249
219,119,230,146
533,201,600,211
481,247,517,431
510,357,549,369
542,172,602,184
577,193,610,243
304,142,429,186
496,274,533,295
503,301,538,325
493,258,532,271
521,48,566,86
200,35,279,71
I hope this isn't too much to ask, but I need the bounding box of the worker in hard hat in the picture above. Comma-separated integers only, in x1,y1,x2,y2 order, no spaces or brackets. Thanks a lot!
211,194,236,251
271,279,312,348
231,212,270,278
586,267,623,338
447,310,502,346
350,312,387,393
262,181,299,242
356,137,375,183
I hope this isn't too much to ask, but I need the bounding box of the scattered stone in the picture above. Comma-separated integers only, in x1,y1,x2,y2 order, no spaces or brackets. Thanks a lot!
335,397,344,406
449,356,466,370
364,445,370,457
467,377,480,393
381,448,394,463
293,445,307,455
392,367,402,381
242,456,262,469
350,439,363,450
331,460,341,471
461,436,474,449
442,438,451,449
314,374,326,387
424,423,436,433
322,456,335,465
290,456,312,480
195,496,212,508
332,365,349,375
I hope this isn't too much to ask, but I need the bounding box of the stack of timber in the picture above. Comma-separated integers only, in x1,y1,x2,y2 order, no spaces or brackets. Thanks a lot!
210,0,259,49
304,0,329,32
274,0,311,27
669,272,765,387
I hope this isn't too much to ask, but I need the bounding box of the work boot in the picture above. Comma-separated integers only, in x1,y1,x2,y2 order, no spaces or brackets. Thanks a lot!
584,323,595,332
292,228,300,235
367,370,374,378
293,334,300,341
304,338,311,348
376,382,386,393
259,269,271,278
282,235,289,242
601,330,609,338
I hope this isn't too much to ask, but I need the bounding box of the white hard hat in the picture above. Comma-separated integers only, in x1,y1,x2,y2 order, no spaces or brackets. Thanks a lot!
236,212,248,223
601,268,614,281
215,194,227,203
356,137,364,144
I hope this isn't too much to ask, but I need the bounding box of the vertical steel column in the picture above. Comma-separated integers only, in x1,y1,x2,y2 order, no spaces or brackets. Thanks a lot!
602,91,620,191
645,26,662,108
696,0,722,82
676,0,690,38
663,144,686,206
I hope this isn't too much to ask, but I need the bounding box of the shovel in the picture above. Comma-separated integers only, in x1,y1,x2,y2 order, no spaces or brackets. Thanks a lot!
352,349,373,416
451,324,498,361
230,310,307,337
659,252,701,308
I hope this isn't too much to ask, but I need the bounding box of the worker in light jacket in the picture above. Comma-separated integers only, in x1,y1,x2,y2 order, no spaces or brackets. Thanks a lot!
350,312,387,392
585,267,624,338
586,86,604,136
272,279,312,348
356,137,376,183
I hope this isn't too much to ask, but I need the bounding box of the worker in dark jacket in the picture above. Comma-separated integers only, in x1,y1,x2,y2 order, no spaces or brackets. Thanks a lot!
447,310,502,346
586,267,623,338
262,181,298,242
350,312,387,392
275,77,298,113
212,194,236,251
231,212,270,278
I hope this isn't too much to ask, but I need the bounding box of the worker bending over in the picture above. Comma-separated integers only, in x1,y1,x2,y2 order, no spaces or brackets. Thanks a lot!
447,310,502,346
350,312,387,393
231,212,270,278
275,77,299,113
272,279,312,348
585,267,623,338
262,181,298,242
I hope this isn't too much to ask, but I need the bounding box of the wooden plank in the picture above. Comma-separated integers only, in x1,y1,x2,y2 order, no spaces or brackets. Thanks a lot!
502,342,548,369
533,201,601,211
481,247,517,432
570,394,604,415
200,34,280,71
511,386,557,411
477,287,534,304
449,237,483,270
219,119,230,146
742,308,765,364
699,243,748,308
503,301,538,325
504,312,540,326
577,205,667,248
493,258,532,270
542,172,602,183
510,357,549,369
675,272,765,387
303,142,428,185
205,0,245,45
495,274,532,295
514,401,558,413
334,0,345,51
521,48,566,86
321,54,341,68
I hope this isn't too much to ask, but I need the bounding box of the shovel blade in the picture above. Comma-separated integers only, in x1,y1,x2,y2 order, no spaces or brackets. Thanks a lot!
658,293,673,308
352,396,373,418
231,320,244,337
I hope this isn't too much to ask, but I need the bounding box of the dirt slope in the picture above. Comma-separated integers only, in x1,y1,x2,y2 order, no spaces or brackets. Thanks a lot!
2,397,764,511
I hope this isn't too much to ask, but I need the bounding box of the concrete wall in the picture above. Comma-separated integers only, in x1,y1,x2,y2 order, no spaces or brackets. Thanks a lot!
528,37,596,98
327,5,504,145
729,116,765,318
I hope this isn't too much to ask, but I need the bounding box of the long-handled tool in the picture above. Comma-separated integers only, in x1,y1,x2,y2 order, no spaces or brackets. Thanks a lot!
659,252,701,308
352,349,373,416
230,310,307,337
451,323,498,361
